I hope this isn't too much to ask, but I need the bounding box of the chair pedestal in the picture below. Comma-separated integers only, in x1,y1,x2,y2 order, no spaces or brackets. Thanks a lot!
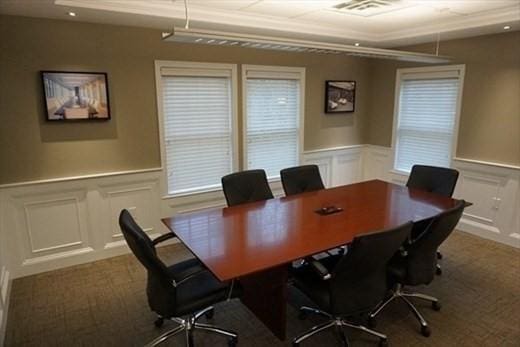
293,306,388,347
148,306,237,347
368,283,441,337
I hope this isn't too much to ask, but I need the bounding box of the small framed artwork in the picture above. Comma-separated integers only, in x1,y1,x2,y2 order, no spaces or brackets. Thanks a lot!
325,80,356,113
41,71,111,121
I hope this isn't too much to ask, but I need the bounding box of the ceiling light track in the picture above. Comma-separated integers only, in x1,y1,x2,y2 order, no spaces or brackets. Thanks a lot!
162,28,450,64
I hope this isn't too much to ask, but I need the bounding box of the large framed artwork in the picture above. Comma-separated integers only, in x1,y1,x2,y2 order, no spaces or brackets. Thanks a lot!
325,80,356,113
41,71,111,121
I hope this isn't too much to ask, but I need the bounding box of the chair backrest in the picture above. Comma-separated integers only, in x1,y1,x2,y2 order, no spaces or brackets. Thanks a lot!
405,200,465,286
221,169,274,207
280,165,325,196
119,210,177,315
406,165,459,197
329,221,413,315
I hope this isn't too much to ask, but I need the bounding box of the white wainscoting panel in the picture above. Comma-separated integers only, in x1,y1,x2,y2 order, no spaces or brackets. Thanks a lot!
100,179,161,249
452,159,520,247
303,145,364,188
9,189,92,268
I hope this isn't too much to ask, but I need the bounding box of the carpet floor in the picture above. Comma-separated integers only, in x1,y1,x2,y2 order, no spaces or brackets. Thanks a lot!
4,230,520,346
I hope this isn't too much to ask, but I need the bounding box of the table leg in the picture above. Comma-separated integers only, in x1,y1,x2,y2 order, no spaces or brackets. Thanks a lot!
239,265,288,340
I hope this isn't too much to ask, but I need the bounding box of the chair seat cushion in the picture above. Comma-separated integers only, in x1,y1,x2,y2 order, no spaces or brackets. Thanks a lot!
166,257,206,281
170,260,242,317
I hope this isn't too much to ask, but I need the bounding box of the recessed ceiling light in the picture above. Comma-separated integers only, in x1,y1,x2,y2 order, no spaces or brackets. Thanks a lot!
354,42,360,46
503,25,511,30
67,12,76,17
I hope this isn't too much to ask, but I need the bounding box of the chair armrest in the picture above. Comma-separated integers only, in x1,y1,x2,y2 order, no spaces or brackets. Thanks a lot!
308,259,332,281
152,233,176,246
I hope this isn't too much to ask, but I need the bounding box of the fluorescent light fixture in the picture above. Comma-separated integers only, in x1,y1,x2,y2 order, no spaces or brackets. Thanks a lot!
162,28,450,64
504,25,511,30
67,11,76,16
354,42,360,46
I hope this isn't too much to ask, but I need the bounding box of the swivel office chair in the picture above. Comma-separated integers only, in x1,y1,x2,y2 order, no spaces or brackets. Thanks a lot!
119,210,240,346
407,165,459,275
368,200,465,337
291,222,413,347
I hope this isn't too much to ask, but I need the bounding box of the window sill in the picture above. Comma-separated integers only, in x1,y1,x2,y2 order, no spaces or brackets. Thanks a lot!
389,169,410,176
162,186,223,200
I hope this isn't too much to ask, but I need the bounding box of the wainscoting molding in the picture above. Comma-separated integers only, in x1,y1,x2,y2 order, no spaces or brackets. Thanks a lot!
0,146,518,279
0,145,518,344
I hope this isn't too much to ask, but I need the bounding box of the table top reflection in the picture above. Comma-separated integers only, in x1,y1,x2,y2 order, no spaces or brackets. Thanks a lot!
162,179,459,281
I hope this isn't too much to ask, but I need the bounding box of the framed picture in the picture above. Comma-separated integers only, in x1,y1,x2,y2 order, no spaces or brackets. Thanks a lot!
41,71,111,121
325,80,356,113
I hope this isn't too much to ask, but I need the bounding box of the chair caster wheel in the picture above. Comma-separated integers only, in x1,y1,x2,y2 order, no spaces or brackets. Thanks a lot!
432,301,441,311
368,316,377,328
298,311,308,320
437,252,443,260
436,266,442,275
154,317,164,328
205,308,215,319
379,338,388,347
228,337,238,347
421,325,431,337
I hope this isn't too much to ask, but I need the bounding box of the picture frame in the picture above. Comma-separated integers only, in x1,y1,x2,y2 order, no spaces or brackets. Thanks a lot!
325,80,356,113
41,71,111,121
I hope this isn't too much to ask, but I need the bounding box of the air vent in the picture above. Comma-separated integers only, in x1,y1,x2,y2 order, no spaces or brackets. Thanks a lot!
334,0,400,11
331,0,409,17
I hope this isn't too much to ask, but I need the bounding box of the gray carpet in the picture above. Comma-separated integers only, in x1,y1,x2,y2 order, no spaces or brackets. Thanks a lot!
4,230,520,346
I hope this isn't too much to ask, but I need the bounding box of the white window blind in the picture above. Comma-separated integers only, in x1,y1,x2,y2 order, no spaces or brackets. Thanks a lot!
162,75,233,195
394,77,460,173
245,78,300,178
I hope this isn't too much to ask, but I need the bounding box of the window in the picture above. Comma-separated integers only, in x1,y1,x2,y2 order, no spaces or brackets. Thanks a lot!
392,66,465,173
243,66,305,179
156,61,238,196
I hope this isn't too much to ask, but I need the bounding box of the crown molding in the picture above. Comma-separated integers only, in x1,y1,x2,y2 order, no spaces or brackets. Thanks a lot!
54,0,520,45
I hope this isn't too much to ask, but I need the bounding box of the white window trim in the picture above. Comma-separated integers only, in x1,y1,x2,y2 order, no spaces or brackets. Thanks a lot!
154,60,239,199
390,64,466,175
241,64,306,180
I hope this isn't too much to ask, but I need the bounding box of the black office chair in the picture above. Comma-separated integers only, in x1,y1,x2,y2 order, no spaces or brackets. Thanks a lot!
407,165,460,274
368,200,465,337
291,222,413,347
221,169,274,207
407,165,459,197
281,165,325,196
119,210,240,347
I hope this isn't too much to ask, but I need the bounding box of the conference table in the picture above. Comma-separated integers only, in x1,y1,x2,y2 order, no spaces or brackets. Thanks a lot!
162,179,461,340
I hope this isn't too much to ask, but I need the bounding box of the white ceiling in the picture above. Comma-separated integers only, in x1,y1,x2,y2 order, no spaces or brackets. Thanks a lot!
1,0,519,47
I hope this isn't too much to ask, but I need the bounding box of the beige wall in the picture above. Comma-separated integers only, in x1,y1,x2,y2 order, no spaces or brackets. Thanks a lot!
367,31,520,166
1,16,518,185
0,15,371,184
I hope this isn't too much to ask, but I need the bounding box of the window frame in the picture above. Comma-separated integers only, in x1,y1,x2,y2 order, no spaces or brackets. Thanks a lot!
390,65,465,175
155,60,239,198
241,64,306,181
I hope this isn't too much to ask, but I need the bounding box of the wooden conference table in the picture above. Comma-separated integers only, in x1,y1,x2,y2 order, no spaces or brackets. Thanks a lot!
162,179,460,340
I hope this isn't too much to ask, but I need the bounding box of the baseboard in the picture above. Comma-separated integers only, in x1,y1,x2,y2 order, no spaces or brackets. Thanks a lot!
458,218,520,249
